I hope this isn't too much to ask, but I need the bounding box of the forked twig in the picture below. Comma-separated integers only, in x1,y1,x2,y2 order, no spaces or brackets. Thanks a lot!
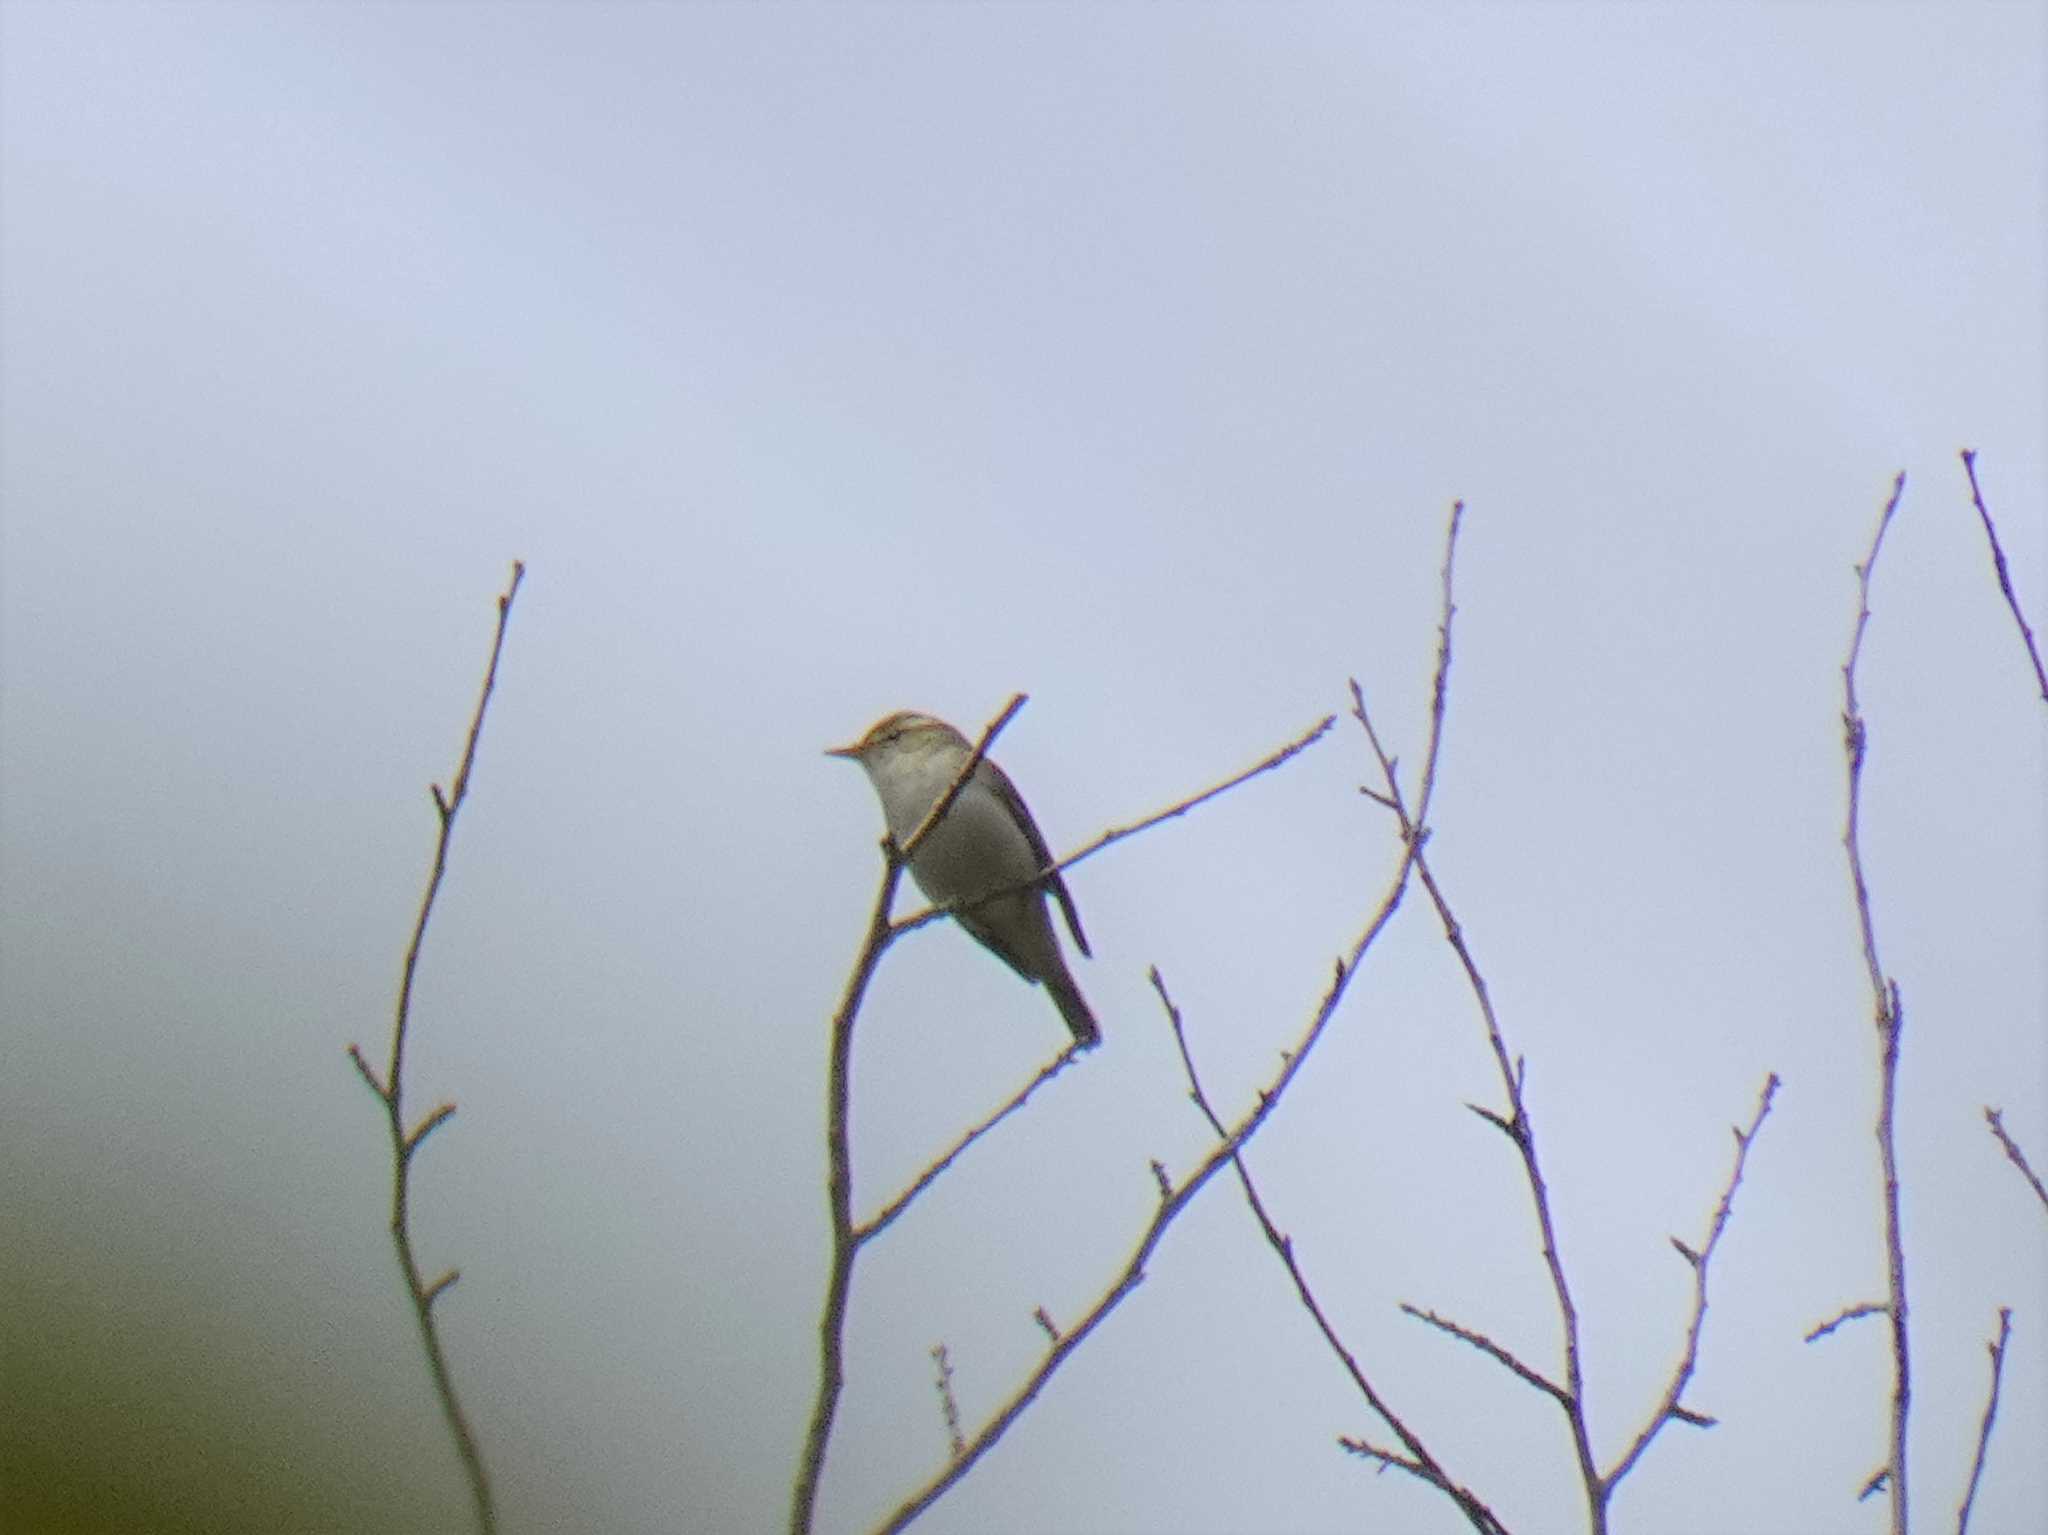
346,560,525,1535
1355,504,1781,1531
1353,526,1609,1524
1603,1075,1781,1487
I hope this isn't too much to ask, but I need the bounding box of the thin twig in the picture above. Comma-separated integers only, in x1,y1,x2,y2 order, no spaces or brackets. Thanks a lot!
1958,450,2048,703
1806,1303,1889,1344
1399,1305,1568,1407
1984,1108,2048,1216
1392,827,1604,1501
1840,473,1911,1535
1602,1075,1781,1490
1154,969,1507,1535
1954,1308,2013,1535
858,1047,1084,1240
346,560,524,1535
890,712,1338,939
1057,713,1338,874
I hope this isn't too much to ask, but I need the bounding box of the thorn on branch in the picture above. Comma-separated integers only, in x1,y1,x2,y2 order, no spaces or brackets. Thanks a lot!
1858,1466,1889,1501
1033,1307,1061,1345
1669,1404,1717,1429
1670,1237,1700,1267
431,783,450,819
1150,1159,1172,1200
422,1269,461,1309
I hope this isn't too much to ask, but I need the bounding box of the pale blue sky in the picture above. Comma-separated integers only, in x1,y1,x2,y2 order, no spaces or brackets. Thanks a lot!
3,4,2043,1533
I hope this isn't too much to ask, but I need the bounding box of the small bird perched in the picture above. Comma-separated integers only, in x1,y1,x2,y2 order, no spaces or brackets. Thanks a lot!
828,710,1099,1048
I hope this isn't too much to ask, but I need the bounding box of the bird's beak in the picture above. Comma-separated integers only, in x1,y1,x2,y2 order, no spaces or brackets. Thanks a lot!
824,742,861,760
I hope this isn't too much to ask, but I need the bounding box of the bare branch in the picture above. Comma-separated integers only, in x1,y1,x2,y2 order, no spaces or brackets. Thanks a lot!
1958,450,2048,703
1603,1075,1782,1491
344,559,525,1535
1350,526,1610,1526
1955,1307,2014,1535
857,1047,1085,1241
1806,1303,1889,1345
1154,968,1506,1535
1057,713,1338,874
1338,1436,1430,1479
1840,474,1912,1535
891,712,1338,940
790,815,907,1535
1984,1108,2048,1216
1337,1436,1496,1519
1400,1304,1569,1406
347,1042,388,1100
1354,502,1778,1530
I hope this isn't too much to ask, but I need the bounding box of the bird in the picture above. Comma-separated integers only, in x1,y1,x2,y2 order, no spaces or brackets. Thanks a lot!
827,710,1099,1048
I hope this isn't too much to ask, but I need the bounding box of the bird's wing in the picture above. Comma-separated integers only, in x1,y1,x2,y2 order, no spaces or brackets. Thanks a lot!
984,758,1091,958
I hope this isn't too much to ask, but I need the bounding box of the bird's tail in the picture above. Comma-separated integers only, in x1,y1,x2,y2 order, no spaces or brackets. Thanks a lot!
1047,970,1100,1049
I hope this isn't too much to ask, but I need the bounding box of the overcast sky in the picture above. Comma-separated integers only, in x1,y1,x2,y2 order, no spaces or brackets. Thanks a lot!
3,4,2043,1533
